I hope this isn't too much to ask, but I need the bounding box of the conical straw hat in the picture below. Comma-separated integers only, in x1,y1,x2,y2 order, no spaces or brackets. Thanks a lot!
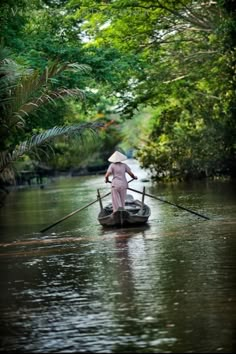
108,151,127,163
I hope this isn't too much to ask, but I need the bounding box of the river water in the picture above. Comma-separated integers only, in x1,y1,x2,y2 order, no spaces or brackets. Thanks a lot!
0,160,235,353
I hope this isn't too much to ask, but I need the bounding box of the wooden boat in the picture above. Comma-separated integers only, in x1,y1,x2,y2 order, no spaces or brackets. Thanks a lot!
97,190,151,227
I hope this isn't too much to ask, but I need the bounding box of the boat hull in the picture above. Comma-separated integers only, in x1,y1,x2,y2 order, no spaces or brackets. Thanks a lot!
98,198,151,227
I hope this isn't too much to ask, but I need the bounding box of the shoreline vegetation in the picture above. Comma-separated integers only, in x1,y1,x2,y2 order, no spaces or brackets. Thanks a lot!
2,162,232,190
0,163,107,207
0,162,232,208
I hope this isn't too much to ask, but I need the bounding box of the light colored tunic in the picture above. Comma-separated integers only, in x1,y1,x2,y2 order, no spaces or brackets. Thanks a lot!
107,162,131,211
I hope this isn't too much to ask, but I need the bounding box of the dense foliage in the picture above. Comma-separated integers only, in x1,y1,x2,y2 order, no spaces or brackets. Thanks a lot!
71,0,236,180
0,0,235,184
0,0,120,186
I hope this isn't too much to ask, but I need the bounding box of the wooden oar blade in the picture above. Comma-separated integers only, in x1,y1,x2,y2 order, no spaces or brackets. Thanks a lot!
40,191,111,233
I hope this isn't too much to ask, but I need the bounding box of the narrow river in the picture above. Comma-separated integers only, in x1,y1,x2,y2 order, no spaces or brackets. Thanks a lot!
0,160,235,353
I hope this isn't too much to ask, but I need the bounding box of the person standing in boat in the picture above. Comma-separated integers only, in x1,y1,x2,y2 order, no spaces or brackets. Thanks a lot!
105,151,138,212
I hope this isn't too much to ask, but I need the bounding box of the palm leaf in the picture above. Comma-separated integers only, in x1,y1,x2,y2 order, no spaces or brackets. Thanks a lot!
1,60,91,129
0,50,97,186
13,88,86,121
0,122,104,177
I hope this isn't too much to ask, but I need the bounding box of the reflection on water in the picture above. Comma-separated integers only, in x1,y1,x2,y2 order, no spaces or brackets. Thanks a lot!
0,160,236,353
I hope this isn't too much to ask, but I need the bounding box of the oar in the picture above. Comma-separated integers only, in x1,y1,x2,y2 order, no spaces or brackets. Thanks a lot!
40,191,111,233
127,186,210,220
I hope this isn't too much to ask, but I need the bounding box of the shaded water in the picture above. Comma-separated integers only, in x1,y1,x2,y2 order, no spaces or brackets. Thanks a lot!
0,160,236,353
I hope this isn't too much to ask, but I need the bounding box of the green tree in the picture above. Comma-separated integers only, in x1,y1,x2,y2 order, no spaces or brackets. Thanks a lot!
71,0,236,179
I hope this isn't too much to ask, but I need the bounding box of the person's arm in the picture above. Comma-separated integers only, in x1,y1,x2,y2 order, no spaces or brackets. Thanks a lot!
127,171,138,180
104,170,112,183
125,164,138,180
105,164,113,183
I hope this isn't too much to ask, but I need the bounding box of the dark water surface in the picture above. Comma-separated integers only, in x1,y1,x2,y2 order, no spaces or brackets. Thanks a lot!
0,160,235,353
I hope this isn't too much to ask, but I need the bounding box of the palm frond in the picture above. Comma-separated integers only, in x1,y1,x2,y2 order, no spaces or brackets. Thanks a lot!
1,60,91,128
13,88,86,122
0,122,104,176
0,51,96,185
38,61,91,86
